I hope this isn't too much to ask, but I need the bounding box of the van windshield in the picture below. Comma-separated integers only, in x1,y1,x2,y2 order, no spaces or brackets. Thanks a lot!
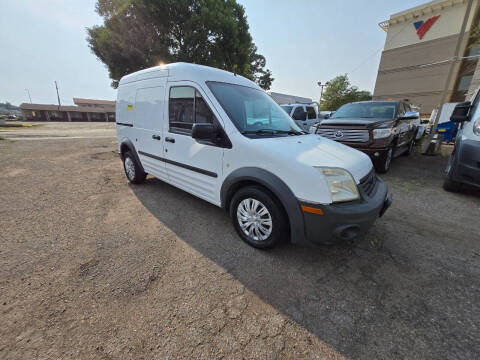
332,102,397,119
207,82,304,137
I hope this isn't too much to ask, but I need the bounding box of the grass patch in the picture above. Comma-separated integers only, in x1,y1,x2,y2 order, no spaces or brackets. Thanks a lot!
0,122,35,128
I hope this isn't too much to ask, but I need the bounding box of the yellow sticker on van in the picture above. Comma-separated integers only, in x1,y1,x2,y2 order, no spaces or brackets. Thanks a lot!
127,104,133,110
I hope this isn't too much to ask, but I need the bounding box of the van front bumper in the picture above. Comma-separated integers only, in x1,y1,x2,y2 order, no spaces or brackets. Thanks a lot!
453,139,480,188
300,175,391,245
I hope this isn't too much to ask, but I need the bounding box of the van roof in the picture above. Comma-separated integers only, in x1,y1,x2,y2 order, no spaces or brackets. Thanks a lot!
118,62,259,89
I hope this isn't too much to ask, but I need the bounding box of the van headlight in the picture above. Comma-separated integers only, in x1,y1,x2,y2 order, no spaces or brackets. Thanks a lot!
474,118,480,136
315,167,360,202
372,128,393,139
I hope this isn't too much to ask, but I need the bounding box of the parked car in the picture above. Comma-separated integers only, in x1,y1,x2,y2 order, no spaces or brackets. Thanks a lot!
314,100,418,173
280,103,319,131
443,90,480,191
116,63,391,249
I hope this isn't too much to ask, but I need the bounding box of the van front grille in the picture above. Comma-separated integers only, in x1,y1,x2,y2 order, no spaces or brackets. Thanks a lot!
359,169,377,197
316,128,369,143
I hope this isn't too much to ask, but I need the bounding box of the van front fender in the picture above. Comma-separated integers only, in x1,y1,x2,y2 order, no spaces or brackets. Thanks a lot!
221,167,307,245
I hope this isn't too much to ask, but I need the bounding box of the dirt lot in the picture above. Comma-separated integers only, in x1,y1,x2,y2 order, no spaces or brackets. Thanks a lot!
1,123,479,359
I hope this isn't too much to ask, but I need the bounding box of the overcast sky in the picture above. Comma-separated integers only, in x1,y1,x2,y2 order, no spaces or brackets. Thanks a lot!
0,0,426,106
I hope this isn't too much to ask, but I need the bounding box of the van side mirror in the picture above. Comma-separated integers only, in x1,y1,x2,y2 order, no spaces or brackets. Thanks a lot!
399,111,418,120
192,123,216,140
450,101,471,122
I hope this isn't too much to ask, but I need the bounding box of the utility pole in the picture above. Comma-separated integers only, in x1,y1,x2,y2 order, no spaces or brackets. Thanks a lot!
55,81,61,111
25,89,32,103
317,81,329,109
431,0,474,133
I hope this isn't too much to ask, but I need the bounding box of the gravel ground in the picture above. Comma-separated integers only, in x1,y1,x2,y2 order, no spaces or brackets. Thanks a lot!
0,124,479,359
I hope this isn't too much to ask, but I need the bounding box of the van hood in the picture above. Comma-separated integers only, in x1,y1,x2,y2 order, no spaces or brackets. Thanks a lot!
255,134,372,183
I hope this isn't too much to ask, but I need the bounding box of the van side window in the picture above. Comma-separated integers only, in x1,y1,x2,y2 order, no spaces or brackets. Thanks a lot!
195,90,214,124
169,86,215,134
292,106,307,121
169,87,195,133
306,106,316,119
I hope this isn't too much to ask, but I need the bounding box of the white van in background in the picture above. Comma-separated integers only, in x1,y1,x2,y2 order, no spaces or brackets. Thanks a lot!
116,63,391,249
280,103,320,131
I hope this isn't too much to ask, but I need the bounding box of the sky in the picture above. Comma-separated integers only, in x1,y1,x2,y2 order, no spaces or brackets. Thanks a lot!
0,0,427,106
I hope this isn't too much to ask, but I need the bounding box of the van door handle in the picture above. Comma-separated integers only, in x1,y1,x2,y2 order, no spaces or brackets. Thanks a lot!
152,135,161,140
165,137,175,143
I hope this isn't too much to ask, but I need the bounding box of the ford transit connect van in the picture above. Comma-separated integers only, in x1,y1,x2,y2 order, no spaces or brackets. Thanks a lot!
116,63,391,248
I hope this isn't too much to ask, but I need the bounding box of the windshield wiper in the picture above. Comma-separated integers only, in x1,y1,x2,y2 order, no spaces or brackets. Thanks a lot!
275,130,307,135
241,129,278,135
241,129,306,136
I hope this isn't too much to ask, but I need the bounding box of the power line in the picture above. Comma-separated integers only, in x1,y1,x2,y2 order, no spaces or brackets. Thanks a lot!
347,19,414,76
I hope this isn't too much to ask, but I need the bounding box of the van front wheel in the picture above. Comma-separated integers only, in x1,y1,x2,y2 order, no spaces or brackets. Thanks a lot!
123,151,146,184
230,186,287,249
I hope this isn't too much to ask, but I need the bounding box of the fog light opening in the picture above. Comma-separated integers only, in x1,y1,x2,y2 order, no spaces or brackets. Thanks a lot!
333,225,360,241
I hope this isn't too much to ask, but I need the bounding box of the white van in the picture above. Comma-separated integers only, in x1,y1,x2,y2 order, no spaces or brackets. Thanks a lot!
280,103,319,131
116,63,391,248
443,89,480,191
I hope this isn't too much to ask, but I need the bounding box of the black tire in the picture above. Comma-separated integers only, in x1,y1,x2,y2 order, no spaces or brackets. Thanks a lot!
229,186,287,249
443,155,461,192
375,147,393,174
443,177,461,192
403,136,416,156
123,151,146,184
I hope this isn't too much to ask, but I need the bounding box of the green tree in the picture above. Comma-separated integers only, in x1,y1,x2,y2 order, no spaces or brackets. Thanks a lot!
87,0,274,89
320,74,372,111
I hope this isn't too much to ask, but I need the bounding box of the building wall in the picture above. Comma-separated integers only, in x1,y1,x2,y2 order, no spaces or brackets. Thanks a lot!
374,34,468,111
22,109,115,122
384,1,475,51
373,0,478,114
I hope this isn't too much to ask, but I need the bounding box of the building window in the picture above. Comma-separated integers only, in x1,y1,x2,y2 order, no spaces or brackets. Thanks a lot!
89,112,103,121
70,112,83,120
468,44,480,57
458,75,473,91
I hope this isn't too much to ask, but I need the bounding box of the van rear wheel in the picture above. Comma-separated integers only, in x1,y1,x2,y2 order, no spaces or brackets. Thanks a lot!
230,186,287,249
123,151,146,184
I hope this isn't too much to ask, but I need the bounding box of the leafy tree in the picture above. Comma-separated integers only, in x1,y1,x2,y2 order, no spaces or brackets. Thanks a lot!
87,0,274,89
0,102,18,110
320,75,372,111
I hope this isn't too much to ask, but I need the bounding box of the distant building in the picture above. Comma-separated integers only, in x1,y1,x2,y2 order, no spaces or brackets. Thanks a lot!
20,98,116,122
268,91,313,105
374,0,480,114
